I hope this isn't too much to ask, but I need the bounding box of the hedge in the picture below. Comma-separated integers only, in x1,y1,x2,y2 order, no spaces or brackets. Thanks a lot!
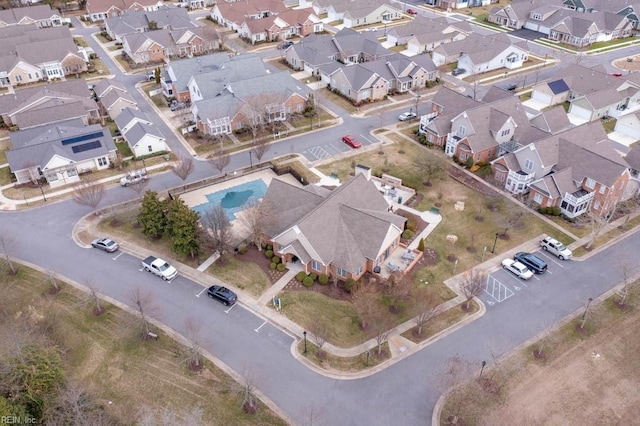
302,276,314,287
277,263,286,271
402,229,414,240
265,249,274,258
319,274,329,285
296,272,306,282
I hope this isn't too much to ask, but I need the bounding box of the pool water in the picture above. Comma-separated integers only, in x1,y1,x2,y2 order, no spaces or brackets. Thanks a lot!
192,179,267,221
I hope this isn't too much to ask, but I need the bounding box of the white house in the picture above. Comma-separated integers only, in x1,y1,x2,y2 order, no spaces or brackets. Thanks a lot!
122,121,168,158
614,111,640,140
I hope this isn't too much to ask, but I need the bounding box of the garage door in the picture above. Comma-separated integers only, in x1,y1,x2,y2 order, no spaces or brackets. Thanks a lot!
304,63,314,74
524,22,539,31
617,123,640,139
532,91,552,105
570,105,592,121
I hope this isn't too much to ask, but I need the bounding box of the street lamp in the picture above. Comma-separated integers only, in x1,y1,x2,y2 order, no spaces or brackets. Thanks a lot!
39,182,47,202
479,360,486,379
366,349,370,366
580,297,593,329
141,157,147,172
303,331,307,354
249,150,253,168
491,232,499,254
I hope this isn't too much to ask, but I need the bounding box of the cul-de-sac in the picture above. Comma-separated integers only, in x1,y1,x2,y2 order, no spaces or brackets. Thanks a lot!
1,0,639,423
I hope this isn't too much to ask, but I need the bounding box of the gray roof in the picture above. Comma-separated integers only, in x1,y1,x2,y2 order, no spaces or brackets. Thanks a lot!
0,79,94,116
333,28,392,59
0,4,59,25
263,174,406,271
167,52,233,93
93,78,127,98
105,7,195,38
624,144,640,171
434,32,511,57
530,106,572,134
123,122,164,146
14,100,87,130
14,36,81,65
115,107,152,130
6,119,116,172
481,86,515,103
100,89,137,110
190,55,269,99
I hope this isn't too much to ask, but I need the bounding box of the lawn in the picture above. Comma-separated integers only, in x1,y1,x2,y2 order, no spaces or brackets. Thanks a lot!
208,255,272,297
401,300,479,343
441,282,640,425
320,88,358,114
0,265,286,425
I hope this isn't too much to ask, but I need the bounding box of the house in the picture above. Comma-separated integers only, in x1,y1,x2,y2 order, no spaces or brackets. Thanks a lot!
5,118,117,187
419,86,481,146
614,111,640,141
431,33,527,74
0,79,99,128
86,0,164,22
0,25,88,88
238,8,322,44
122,27,219,64
328,0,403,29
191,69,307,136
529,106,572,135
92,78,128,100
100,89,138,119
161,52,232,102
0,5,63,28
487,0,633,47
104,7,197,43
285,28,392,75
624,144,640,181
399,17,471,53
260,170,406,281
324,53,437,103
121,120,168,157
211,0,288,32
115,107,153,134
491,122,632,217
427,0,500,11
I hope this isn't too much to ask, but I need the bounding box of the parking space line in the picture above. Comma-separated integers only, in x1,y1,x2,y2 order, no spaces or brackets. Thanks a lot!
538,252,565,267
225,304,236,314
254,320,267,332
360,135,377,145
195,287,207,298
484,275,515,302
112,252,124,261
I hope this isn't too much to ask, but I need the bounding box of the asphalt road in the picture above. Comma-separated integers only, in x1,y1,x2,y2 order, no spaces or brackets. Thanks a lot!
1,14,636,425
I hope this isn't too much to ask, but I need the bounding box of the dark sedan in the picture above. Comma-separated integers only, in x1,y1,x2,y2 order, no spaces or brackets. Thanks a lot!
207,285,237,306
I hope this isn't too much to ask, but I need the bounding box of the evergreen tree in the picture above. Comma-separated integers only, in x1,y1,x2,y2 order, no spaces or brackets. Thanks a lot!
165,197,200,257
137,191,166,238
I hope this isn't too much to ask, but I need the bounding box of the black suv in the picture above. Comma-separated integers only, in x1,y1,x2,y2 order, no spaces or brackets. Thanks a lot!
207,285,237,306
514,252,548,274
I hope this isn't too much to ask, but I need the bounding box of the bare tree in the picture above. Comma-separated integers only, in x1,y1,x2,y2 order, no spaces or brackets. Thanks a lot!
47,269,61,294
237,198,275,251
460,269,486,310
208,146,231,176
251,140,271,165
437,355,475,423
352,284,379,331
383,271,413,313
410,288,440,336
83,279,105,316
0,232,18,275
129,287,160,339
183,316,205,371
616,256,637,306
413,151,445,185
308,320,329,358
367,307,395,355
172,154,194,186
200,204,233,259
73,178,106,215
234,368,259,414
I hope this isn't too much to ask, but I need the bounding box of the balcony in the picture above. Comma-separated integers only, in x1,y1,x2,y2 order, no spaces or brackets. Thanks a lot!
563,189,593,205
445,132,461,157
508,169,534,183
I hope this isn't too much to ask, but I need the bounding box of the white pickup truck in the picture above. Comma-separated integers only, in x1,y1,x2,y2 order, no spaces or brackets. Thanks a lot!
142,256,178,281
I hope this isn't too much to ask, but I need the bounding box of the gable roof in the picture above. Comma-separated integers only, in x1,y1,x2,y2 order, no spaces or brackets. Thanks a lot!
123,121,164,145
0,79,97,117
93,78,128,98
14,101,87,130
0,5,59,25
115,107,153,130
263,174,406,271
87,0,160,14
530,106,572,134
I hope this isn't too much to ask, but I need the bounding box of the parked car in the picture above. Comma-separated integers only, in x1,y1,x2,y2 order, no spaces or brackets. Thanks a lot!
451,68,466,76
398,111,417,121
279,41,294,49
610,72,623,77
342,135,362,148
120,169,148,187
207,285,237,306
514,252,547,274
146,72,156,81
407,8,418,14
91,237,119,253
540,237,572,260
501,258,534,280
142,256,178,281
365,27,378,32
505,83,518,91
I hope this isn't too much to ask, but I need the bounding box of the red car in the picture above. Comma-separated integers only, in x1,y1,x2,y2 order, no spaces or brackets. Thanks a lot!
610,72,623,77
407,8,418,15
342,135,362,148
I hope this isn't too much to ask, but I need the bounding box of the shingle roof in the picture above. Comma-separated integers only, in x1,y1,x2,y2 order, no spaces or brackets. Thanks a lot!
6,119,116,172
115,107,152,130
624,144,640,171
93,78,127,98
0,4,59,25
0,79,96,117
123,121,164,145
100,89,137,110
14,101,87,130
530,106,572,134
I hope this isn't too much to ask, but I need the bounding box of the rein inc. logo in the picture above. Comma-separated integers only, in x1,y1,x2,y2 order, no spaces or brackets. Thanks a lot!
1,417,36,424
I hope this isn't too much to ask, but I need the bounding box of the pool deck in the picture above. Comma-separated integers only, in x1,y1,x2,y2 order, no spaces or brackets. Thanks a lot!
180,169,302,208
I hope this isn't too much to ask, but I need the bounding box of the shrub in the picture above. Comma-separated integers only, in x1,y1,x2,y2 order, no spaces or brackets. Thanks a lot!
550,206,562,216
406,217,418,232
296,272,306,282
302,276,314,287
538,207,548,215
277,263,286,271
309,273,318,281
465,157,475,169
272,256,281,264
402,229,414,240
265,249,274,258
319,274,329,285
267,244,273,251
269,262,276,269
344,278,358,293
418,238,425,252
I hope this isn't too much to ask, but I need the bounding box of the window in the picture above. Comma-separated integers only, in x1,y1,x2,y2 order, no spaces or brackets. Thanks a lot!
598,184,606,194
337,267,346,278
148,145,153,152
97,157,107,167
312,260,320,271
525,159,534,170
501,129,511,137
594,200,601,210
15,75,22,82
534,193,543,203
458,125,466,136
356,266,363,276
585,178,595,189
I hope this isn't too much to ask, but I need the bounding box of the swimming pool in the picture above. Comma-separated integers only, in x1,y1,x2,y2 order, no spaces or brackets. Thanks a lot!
192,179,268,221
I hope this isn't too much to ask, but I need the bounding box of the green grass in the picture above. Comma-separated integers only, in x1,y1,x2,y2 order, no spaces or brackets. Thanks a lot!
208,256,272,297
116,140,133,158
299,339,391,371
321,88,358,114
0,166,11,186
402,301,479,343
600,117,617,134
73,36,89,47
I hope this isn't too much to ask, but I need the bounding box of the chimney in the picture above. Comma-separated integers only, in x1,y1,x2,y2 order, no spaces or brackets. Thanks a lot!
354,164,371,180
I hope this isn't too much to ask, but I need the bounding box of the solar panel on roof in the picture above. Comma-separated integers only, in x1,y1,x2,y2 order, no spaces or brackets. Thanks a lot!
71,140,102,153
548,79,569,95
61,131,104,145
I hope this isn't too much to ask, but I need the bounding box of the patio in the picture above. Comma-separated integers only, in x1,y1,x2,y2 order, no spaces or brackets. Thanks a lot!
375,244,423,279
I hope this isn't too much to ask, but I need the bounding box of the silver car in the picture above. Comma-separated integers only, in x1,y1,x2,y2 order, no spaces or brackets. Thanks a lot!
91,237,119,253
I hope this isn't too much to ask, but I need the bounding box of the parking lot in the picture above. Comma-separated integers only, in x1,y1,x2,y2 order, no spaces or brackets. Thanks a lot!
301,133,378,162
483,249,570,307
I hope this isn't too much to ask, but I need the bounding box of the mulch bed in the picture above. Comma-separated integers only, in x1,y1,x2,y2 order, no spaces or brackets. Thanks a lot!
283,277,353,301
448,165,499,197
236,246,287,284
